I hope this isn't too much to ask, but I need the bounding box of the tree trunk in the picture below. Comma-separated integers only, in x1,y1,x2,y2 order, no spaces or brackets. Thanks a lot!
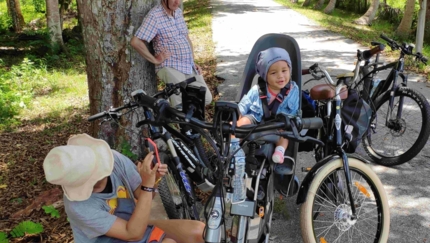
314,0,326,9
7,0,25,32
302,0,312,7
396,0,416,39
46,0,65,52
354,0,380,25
324,0,337,14
77,0,159,157
291,0,299,3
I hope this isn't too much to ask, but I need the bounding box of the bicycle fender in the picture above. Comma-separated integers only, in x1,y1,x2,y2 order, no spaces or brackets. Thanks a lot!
296,154,370,205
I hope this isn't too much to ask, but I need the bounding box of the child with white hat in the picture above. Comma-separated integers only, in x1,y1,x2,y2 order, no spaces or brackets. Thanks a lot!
43,133,204,243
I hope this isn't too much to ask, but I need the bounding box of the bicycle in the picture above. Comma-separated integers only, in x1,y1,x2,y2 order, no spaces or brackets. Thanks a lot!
351,34,430,166
124,79,390,242
88,77,216,220
301,63,390,242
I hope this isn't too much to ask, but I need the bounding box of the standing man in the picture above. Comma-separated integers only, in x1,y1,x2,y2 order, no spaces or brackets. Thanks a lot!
131,0,213,108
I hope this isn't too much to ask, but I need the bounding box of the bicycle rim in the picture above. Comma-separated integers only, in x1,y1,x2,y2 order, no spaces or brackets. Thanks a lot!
300,158,390,243
363,88,430,165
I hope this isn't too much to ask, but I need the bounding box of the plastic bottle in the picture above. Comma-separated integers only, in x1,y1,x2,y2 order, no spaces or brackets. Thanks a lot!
370,78,381,97
229,138,247,203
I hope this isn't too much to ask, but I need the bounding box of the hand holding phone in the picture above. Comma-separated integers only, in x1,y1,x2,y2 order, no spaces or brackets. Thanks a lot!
144,138,161,165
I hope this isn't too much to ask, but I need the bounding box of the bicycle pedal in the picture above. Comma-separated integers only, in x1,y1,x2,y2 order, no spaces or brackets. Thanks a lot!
302,167,312,172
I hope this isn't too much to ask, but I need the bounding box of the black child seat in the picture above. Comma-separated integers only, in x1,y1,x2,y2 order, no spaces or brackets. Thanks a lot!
236,34,303,197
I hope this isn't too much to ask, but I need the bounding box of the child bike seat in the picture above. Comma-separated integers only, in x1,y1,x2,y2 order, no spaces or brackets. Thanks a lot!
310,84,348,101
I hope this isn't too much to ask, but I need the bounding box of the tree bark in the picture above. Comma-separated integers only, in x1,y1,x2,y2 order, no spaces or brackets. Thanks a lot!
7,0,25,32
77,0,159,157
324,0,337,14
396,0,416,39
46,0,65,52
354,0,380,25
314,0,326,9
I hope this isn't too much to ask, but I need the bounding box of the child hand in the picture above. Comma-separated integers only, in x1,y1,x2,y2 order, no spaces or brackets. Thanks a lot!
137,152,159,187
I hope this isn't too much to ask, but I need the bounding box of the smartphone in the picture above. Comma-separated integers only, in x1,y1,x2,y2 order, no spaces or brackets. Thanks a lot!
144,138,161,165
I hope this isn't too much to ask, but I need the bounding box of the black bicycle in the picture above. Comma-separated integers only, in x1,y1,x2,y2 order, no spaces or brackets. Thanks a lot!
352,34,430,166
88,78,215,220
127,86,390,243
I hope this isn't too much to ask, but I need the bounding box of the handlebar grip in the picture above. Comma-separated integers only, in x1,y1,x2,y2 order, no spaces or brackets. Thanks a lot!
88,111,107,121
184,77,197,85
362,44,385,60
302,69,310,75
131,89,157,110
380,34,393,44
301,117,323,130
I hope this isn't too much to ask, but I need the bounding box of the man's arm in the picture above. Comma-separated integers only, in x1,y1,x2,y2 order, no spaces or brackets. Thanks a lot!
131,37,161,65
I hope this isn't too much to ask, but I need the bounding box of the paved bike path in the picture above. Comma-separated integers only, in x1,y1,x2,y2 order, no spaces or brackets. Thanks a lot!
212,0,430,242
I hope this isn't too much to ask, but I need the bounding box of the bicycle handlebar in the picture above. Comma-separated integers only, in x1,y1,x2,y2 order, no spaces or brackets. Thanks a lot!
380,34,428,64
88,102,138,121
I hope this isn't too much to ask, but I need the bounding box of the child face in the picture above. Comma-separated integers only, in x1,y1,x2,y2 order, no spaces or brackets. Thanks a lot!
266,60,290,91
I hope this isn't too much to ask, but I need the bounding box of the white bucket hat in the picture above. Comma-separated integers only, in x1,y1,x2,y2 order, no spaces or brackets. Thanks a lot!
43,133,114,201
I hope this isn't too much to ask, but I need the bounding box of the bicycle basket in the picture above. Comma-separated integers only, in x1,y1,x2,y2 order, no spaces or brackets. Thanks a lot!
340,89,372,153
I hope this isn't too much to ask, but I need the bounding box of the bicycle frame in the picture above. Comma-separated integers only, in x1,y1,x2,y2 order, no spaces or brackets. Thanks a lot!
142,107,213,219
357,50,409,130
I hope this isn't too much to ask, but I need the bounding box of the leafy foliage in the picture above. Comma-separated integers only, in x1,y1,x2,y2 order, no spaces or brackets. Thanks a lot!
0,232,8,243
42,205,60,218
119,140,138,161
10,221,44,238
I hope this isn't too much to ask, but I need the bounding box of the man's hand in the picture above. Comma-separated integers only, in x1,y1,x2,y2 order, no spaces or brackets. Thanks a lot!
137,152,159,187
195,64,202,75
154,47,171,65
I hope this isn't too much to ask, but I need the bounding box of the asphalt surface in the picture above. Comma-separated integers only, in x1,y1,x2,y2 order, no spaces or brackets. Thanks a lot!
212,0,430,242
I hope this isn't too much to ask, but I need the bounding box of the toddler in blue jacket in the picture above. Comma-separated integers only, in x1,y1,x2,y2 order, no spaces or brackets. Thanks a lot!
237,47,299,163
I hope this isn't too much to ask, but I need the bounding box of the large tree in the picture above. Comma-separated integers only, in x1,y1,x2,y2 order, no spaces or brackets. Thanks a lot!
77,0,159,156
324,0,337,14
46,0,65,51
6,0,25,32
354,0,380,25
396,0,416,39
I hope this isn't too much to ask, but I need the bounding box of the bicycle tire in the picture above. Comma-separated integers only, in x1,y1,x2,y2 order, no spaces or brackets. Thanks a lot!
194,136,214,171
362,87,430,166
300,158,390,243
157,152,201,220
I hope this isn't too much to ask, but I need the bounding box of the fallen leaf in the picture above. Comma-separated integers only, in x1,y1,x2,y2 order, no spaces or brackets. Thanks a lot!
0,185,6,189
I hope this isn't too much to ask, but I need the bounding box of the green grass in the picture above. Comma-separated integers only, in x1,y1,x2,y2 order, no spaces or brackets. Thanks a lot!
275,0,430,76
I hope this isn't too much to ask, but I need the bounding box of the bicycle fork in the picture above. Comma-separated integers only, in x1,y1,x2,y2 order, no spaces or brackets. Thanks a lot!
333,90,358,218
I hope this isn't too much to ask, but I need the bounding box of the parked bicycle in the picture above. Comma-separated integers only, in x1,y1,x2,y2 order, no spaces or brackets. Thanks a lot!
351,34,430,166
126,83,390,242
88,77,215,220
301,63,390,242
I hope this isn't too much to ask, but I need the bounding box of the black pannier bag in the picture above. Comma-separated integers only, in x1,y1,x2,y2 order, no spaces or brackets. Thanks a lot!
298,90,317,152
340,89,372,153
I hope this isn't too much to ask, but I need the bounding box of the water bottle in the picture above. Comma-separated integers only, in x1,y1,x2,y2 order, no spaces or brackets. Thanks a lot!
370,78,381,97
229,138,247,203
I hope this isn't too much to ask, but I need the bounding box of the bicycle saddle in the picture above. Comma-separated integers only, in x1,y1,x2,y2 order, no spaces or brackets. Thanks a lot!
310,84,348,101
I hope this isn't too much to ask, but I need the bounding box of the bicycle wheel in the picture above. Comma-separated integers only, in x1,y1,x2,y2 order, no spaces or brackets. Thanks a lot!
363,87,430,166
300,158,390,243
157,152,202,220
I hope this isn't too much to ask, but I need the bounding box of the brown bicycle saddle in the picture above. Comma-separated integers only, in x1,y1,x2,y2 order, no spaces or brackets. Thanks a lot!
310,84,348,101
